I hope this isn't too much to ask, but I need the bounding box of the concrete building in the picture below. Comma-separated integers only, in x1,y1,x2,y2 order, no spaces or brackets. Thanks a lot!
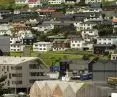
33,42,52,52
0,57,49,93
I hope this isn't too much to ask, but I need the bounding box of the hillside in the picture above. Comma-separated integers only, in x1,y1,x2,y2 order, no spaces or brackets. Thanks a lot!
0,0,15,6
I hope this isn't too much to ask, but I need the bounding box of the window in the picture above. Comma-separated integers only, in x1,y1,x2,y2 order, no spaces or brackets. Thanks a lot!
72,44,75,46
30,72,44,76
12,81,22,85
11,66,22,70
7,66,9,71
9,73,11,79
12,73,22,77
29,64,40,69
7,80,10,86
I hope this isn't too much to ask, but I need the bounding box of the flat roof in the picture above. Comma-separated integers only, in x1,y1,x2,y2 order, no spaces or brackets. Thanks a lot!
0,56,38,65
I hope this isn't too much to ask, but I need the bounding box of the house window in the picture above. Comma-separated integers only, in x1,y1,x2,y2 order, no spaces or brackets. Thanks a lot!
12,73,22,77
12,81,22,85
11,66,22,70
72,44,75,46
29,64,40,69
30,72,44,76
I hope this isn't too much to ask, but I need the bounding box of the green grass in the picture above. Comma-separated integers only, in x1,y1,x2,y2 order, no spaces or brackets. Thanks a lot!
10,51,110,66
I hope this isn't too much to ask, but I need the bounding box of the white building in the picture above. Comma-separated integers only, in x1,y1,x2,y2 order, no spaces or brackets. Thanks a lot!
97,36,117,45
82,8,102,13
111,54,117,60
48,0,65,4
70,38,85,50
82,42,93,51
81,29,99,42
28,0,41,8
74,21,96,31
10,43,25,52
10,37,22,44
33,42,52,52
15,0,28,5
17,30,33,39
85,0,102,4
32,24,54,33
65,0,80,4
0,24,12,36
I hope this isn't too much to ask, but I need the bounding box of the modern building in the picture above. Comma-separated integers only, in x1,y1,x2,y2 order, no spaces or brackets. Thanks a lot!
33,42,52,52
0,57,49,93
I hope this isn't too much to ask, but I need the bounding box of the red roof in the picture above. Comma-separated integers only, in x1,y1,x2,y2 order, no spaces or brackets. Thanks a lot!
112,19,117,23
28,0,39,3
36,9,56,12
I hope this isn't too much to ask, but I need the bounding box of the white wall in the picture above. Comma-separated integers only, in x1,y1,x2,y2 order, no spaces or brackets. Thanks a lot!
33,42,52,52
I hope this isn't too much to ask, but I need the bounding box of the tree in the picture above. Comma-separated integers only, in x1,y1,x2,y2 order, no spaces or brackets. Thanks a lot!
93,24,113,36
0,76,10,96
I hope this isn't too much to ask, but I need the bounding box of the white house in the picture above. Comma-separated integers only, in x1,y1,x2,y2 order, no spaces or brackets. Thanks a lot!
65,0,80,4
17,30,33,39
97,36,117,45
28,0,41,8
10,37,22,44
70,38,85,50
85,0,102,4
81,29,99,42
15,0,28,5
33,42,52,52
82,8,102,13
82,42,93,51
32,24,54,33
10,43,25,52
0,24,12,36
74,21,96,31
48,0,65,4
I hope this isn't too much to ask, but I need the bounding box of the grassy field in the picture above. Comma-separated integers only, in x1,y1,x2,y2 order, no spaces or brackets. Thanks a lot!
10,51,110,66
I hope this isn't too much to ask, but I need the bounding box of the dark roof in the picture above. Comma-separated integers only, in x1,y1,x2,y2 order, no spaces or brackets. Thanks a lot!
69,60,91,70
94,44,115,47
